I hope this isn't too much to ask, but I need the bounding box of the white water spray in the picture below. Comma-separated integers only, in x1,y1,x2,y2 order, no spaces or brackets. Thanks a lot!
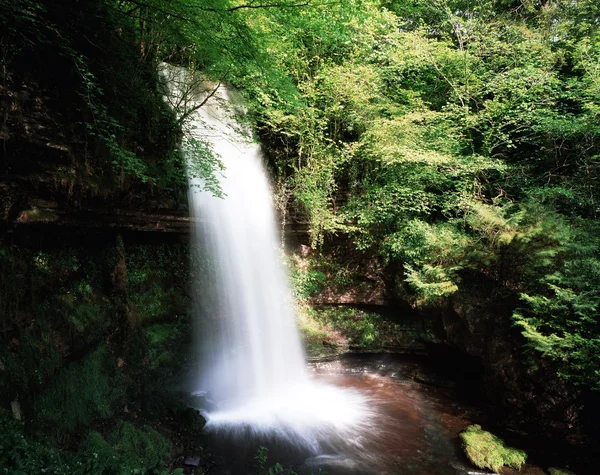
163,65,372,452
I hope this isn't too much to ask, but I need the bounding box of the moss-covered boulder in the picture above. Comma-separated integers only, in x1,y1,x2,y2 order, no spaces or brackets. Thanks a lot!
460,424,527,472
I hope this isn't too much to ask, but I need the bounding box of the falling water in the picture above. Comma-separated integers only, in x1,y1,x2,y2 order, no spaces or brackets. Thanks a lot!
163,65,372,454
187,91,306,406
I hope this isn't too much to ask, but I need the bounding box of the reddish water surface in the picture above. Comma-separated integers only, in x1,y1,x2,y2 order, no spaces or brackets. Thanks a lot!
304,355,479,474
202,354,551,475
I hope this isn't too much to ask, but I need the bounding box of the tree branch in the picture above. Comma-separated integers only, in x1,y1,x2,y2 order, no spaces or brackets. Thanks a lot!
177,81,223,125
225,1,314,12
120,0,332,23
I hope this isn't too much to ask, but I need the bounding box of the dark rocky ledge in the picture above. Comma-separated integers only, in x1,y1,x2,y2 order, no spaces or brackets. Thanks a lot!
8,198,193,234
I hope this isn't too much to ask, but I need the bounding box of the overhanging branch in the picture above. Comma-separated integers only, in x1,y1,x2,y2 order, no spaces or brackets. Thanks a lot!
120,0,334,22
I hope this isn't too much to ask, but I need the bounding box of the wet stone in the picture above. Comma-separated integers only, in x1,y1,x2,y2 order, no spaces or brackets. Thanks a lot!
451,461,498,475
184,456,201,467
180,407,207,434
455,469,498,475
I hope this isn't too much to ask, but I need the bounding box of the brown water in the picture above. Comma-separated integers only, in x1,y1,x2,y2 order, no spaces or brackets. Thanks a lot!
201,354,495,474
303,355,479,475
197,354,570,475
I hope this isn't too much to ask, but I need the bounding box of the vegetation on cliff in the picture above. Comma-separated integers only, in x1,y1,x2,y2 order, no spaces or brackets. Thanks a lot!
234,0,600,393
2,0,600,471
0,237,191,473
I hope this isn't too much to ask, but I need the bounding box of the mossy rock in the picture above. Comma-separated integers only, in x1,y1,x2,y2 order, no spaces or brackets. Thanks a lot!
460,424,527,472
548,468,576,475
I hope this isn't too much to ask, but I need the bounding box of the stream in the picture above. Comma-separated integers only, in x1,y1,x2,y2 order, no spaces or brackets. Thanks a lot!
199,353,548,475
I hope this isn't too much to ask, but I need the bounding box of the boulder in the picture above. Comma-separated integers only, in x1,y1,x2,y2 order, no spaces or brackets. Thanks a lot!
180,407,206,434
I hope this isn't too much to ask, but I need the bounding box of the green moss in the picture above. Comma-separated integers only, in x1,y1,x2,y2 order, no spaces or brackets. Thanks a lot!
0,327,63,402
107,422,172,469
287,256,327,300
143,322,189,370
34,346,121,438
287,252,367,301
79,431,121,473
15,207,59,223
0,413,73,475
126,244,189,322
0,414,176,475
313,306,402,349
460,424,527,472
55,277,113,342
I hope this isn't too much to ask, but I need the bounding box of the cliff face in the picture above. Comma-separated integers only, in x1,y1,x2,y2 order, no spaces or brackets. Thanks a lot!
1,85,188,233
442,280,588,446
1,0,188,236
0,4,195,464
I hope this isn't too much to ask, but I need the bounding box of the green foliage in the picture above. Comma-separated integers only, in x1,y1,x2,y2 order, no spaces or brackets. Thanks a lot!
254,446,301,475
184,137,225,198
105,422,172,471
460,424,527,472
321,307,379,347
0,240,192,445
0,413,178,475
287,257,327,301
254,445,269,472
0,0,223,196
312,306,407,349
0,245,114,405
126,244,189,322
34,346,120,438
0,413,73,475
385,220,471,305
234,0,600,390
512,218,600,388
143,323,189,371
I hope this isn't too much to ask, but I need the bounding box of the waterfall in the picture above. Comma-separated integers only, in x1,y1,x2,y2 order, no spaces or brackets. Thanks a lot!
163,65,371,452
187,86,307,408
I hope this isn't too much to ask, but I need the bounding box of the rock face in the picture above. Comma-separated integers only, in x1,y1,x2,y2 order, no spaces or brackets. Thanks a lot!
1,112,189,234
311,279,386,306
6,197,191,234
548,468,577,475
441,279,587,447
1,32,186,236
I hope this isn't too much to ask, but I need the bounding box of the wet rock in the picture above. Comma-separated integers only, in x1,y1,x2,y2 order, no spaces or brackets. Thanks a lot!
184,455,201,467
303,454,359,472
458,470,498,475
548,468,576,475
451,460,499,475
189,392,219,412
456,469,498,475
414,371,457,389
180,407,207,434
10,399,21,420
